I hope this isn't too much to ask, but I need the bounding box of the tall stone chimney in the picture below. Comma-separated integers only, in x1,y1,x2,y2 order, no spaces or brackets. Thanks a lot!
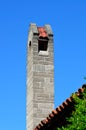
26,23,54,130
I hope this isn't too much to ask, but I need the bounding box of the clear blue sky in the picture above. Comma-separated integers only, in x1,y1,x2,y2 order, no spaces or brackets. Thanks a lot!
0,0,86,130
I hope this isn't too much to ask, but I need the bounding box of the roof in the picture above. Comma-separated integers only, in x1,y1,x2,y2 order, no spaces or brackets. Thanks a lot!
37,27,48,38
34,84,86,130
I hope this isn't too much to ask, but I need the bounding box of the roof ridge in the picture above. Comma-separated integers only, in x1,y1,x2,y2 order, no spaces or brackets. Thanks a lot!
34,84,86,130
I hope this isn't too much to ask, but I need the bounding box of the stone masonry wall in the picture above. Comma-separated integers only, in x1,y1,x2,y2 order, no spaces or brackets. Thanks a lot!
26,23,54,130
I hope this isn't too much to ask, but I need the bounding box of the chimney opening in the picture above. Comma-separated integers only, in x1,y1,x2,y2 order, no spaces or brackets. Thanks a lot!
38,39,48,52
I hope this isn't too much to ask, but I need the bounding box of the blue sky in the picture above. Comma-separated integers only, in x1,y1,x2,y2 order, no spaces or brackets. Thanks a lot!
0,0,86,130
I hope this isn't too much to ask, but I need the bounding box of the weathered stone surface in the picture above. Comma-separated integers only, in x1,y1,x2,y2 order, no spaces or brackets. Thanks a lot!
26,23,54,130
44,24,53,36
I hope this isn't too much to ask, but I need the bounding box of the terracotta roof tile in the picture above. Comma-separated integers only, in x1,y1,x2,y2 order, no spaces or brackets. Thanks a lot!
47,116,51,121
34,84,86,130
52,110,58,115
49,113,54,118
37,27,48,38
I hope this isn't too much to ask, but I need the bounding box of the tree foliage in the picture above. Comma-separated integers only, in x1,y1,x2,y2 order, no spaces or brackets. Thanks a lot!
57,88,86,130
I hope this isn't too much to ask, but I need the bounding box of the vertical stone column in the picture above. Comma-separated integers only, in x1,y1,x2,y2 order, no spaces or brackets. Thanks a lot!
26,23,54,130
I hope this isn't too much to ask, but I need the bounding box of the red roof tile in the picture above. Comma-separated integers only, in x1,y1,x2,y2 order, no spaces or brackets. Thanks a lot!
37,27,48,38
